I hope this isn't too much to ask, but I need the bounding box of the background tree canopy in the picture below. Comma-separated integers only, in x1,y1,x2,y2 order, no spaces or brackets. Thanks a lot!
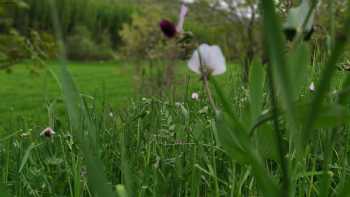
0,0,349,72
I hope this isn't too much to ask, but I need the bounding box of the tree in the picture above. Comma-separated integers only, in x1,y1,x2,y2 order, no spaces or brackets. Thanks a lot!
0,0,30,70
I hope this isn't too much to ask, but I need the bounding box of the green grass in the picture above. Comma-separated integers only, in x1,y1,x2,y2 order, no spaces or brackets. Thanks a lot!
1,0,350,194
1,58,350,196
1,59,350,197
0,59,244,196
0,61,134,127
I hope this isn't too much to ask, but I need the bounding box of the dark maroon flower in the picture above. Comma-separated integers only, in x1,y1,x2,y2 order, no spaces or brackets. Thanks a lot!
160,19,177,38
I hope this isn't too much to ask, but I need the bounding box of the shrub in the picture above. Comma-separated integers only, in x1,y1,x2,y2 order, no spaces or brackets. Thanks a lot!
66,26,114,61
119,2,184,60
0,30,30,66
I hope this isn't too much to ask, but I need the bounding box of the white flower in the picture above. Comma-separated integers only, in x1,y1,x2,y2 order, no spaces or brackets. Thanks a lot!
176,4,189,33
188,44,226,76
191,92,199,100
309,82,316,92
40,127,55,138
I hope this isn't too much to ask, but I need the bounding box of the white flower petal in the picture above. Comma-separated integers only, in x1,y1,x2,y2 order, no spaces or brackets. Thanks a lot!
187,44,226,76
206,45,226,75
176,4,188,32
188,48,202,74
309,82,315,92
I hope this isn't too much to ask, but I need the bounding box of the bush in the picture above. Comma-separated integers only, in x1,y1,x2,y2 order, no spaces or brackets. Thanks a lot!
29,31,58,59
0,30,30,66
119,3,182,60
66,26,114,61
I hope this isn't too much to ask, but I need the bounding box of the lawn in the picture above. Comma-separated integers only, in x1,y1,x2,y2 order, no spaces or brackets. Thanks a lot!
0,60,237,129
0,61,135,127
1,59,350,197
3,58,349,197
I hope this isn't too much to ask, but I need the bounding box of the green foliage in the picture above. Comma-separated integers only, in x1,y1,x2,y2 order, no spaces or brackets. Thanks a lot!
0,0,58,69
0,0,134,61
119,4,172,59
66,26,114,60
0,30,29,64
2,0,350,196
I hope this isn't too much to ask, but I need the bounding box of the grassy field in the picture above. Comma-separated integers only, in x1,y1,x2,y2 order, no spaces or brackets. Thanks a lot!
0,60,236,127
0,60,244,196
1,58,350,196
0,61,135,127
2,0,350,196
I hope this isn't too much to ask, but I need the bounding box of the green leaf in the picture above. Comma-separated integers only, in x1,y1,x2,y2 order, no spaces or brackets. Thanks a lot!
338,74,350,105
287,43,310,99
251,103,350,132
0,184,11,197
301,6,350,148
298,104,350,129
256,124,279,161
261,0,298,136
211,79,280,197
213,114,249,163
19,143,36,173
336,178,350,197
249,61,266,124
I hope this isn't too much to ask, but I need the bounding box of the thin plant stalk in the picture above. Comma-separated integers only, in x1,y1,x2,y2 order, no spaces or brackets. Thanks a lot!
197,50,219,114
267,62,290,196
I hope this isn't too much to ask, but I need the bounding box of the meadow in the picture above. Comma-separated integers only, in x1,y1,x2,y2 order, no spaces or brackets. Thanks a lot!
0,61,134,126
0,60,240,197
2,0,350,197
1,58,350,196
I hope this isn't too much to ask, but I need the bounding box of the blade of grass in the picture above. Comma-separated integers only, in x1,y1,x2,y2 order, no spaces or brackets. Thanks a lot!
260,0,296,195
48,0,115,196
304,4,350,197
249,61,265,124
336,178,350,197
0,184,11,197
260,0,297,133
211,79,280,197
18,143,36,173
338,74,350,105
301,6,350,150
319,128,337,197
267,63,290,196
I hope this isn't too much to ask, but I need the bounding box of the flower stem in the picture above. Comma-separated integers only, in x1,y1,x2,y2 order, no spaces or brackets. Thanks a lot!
202,75,219,114
197,49,219,114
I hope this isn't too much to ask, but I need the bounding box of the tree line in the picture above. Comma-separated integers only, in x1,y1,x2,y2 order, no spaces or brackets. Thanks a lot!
0,0,134,67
